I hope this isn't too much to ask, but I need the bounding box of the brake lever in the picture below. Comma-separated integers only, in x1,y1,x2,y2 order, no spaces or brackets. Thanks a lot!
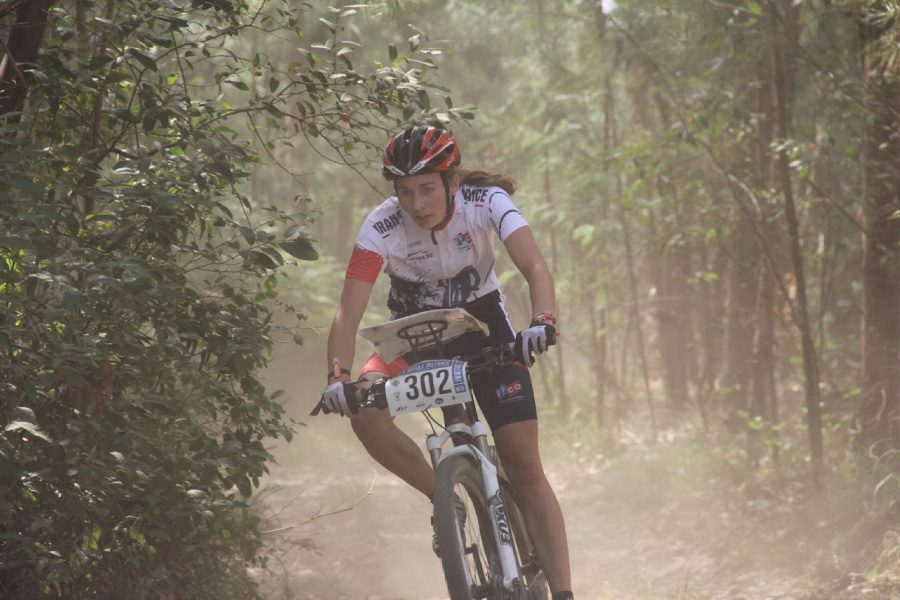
310,399,325,416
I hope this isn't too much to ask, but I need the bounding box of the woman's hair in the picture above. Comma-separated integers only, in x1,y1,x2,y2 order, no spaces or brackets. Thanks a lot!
455,167,517,195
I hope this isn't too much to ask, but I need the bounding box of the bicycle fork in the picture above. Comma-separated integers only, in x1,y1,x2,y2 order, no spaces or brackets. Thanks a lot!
427,422,521,592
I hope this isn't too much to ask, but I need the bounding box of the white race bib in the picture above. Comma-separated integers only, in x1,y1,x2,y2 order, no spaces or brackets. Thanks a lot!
384,360,471,416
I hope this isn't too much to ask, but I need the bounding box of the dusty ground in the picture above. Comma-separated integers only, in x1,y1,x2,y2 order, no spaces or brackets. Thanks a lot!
256,341,893,600
254,421,824,600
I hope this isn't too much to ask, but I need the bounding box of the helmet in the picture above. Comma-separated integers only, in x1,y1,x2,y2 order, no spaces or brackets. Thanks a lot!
382,126,461,181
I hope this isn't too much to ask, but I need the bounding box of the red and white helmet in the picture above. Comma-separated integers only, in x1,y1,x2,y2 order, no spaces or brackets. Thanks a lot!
382,126,461,181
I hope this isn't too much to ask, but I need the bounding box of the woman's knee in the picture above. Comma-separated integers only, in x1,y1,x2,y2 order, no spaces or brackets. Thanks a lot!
502,455,549,493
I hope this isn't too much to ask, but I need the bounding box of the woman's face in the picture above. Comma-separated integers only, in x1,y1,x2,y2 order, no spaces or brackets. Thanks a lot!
395,172,457,229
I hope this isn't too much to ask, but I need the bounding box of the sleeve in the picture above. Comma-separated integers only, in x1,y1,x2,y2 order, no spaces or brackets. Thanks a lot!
484,188,529,241
346,245,384,283
345,214,386,283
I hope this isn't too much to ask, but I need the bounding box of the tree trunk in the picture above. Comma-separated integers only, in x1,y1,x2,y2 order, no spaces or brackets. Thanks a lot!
620,206,657,440
652,94,692,413
0,0,53,119
720,202,760,428
767,0,824,488
545,160,568,410
858,13,900,450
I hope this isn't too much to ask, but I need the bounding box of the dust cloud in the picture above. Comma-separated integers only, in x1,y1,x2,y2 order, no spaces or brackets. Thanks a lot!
254,331,818,600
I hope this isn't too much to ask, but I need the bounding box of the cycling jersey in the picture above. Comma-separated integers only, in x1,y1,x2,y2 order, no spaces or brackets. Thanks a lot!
347,184,537,430
346,185,529,319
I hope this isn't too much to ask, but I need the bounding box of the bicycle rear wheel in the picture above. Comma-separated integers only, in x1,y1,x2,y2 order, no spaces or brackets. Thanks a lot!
434,454,501,600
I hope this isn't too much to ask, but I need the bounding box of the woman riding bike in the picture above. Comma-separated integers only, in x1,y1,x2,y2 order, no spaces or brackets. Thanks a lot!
321,125,574,600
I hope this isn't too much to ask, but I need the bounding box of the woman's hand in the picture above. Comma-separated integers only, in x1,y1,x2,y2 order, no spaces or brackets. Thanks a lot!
515,324,557,367
321,380,356,416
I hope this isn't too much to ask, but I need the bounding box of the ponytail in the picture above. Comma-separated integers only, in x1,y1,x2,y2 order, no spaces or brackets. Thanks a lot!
456,168,517,196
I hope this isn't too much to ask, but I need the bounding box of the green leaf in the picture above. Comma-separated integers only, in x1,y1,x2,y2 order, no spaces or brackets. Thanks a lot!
129,49,157,72
14,406,35,422
5,421,52,443
235,476,252,497
247,248,284,270
280,238,319,261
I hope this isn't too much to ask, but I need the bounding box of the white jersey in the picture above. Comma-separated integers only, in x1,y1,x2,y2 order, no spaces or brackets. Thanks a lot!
346,184,529,317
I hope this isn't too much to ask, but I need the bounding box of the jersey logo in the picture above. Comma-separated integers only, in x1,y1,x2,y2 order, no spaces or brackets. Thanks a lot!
461,187,488,205
453,231,474,253
407,249,434,261
373,210,402,237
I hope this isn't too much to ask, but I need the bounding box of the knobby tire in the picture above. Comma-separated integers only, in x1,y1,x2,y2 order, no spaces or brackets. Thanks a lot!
434,454,501,600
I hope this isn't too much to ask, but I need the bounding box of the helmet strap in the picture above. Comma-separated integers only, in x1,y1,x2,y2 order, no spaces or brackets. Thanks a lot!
432,171,454,231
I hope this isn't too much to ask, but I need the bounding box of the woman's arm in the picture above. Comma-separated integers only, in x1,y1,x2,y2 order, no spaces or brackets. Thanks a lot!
502,226,556,322
326,277,375,383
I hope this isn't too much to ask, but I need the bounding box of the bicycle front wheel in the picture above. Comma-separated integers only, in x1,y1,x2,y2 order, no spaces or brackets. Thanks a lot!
434,454,501,600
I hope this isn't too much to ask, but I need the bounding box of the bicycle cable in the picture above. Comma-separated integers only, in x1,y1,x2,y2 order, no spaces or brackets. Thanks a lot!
422,408,481,454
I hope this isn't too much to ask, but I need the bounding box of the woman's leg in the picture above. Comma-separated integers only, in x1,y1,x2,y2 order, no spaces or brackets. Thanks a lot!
493,419,571,594
348,373,434,498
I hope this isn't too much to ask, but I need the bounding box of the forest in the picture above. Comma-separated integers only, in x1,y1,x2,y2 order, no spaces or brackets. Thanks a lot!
1,0,899,598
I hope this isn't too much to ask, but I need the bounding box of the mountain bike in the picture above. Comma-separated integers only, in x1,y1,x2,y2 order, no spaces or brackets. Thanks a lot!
311,307,552,600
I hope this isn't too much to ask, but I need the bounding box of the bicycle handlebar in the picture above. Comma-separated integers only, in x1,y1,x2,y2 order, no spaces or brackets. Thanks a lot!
311,329,556,417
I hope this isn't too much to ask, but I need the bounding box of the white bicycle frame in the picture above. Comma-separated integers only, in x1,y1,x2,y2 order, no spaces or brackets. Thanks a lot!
426,419,521,591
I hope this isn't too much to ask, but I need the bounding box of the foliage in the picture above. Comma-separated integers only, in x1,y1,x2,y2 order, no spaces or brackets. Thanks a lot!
0,0,459,597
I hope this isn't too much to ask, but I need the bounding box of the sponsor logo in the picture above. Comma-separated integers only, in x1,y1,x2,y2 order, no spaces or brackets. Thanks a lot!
462,187,488,205
491,499,512,545
407,249,434,261
452,231,474,252
373,210,402,237
496,379,523,400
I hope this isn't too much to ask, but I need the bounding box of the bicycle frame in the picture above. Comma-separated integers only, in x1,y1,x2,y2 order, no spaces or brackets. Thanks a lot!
426,418,521,591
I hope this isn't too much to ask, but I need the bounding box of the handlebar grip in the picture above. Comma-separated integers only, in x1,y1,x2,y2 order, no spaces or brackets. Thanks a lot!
312,382,362,417
345,383,362,415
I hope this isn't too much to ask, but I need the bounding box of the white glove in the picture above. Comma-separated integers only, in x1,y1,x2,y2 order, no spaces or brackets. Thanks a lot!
515,324,556,367
322,381,354,416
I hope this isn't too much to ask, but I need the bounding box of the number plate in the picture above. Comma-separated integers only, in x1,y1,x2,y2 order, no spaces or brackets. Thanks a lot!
384,360,470,416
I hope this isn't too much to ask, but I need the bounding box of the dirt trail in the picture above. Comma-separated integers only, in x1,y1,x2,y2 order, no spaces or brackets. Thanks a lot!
256,414,814,600
257,343,817,599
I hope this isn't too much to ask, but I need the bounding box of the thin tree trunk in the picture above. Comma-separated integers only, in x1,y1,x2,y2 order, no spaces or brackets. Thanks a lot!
767,0,824,489
720,202,759,429
545,161,568,410
858,12,900,449
0,0,54,119
652,93,691,413
749,261,776,464
620,207,657,440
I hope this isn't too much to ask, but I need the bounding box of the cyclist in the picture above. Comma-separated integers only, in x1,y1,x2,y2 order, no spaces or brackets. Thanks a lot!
321,125,574,600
